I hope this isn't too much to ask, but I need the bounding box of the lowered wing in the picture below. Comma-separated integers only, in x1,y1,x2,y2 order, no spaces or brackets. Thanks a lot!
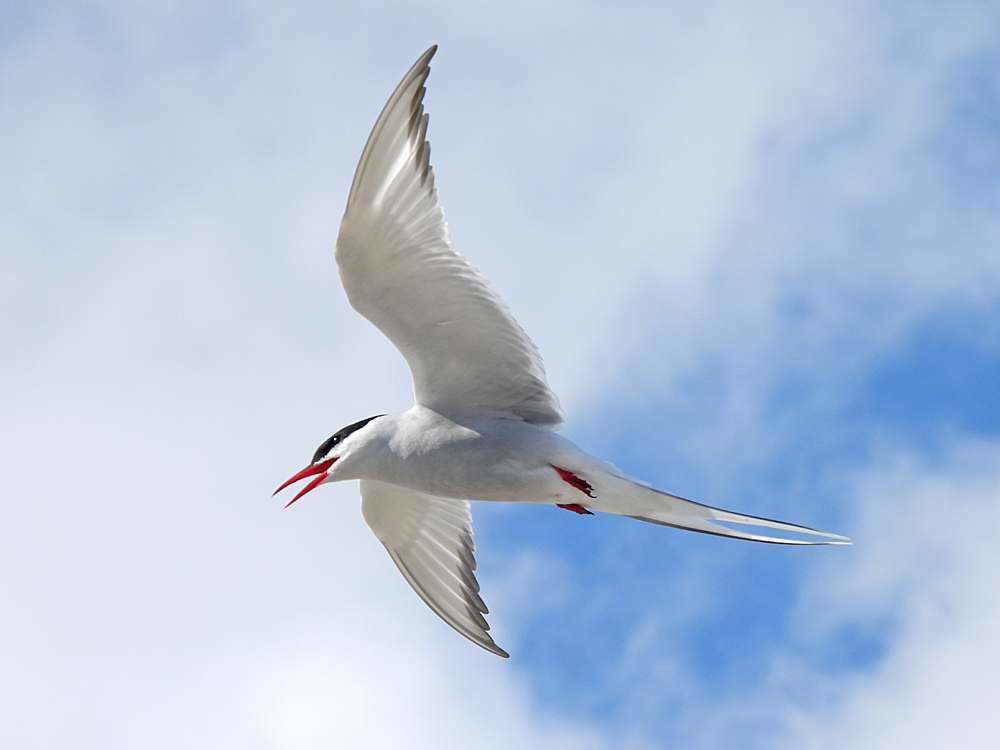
360,479,508,657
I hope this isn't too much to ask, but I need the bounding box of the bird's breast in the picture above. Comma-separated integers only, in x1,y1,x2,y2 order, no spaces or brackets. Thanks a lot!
358,409,577,503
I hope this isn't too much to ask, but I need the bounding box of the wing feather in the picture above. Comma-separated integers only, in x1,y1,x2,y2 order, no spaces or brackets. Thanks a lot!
336,46,565,429
360,479,508,657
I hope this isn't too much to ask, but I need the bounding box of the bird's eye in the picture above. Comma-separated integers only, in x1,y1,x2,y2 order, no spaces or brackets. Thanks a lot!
311,433,341,464
311,415,384,464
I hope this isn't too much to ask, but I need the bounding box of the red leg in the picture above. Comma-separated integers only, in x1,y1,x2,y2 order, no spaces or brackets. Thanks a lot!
556,503,594,515
550,464,596,498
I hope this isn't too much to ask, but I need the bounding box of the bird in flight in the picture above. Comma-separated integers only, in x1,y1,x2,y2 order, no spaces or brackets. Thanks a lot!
275,46,850,658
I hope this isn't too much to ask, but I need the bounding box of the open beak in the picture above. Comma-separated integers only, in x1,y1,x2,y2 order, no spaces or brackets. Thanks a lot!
273,458,337,507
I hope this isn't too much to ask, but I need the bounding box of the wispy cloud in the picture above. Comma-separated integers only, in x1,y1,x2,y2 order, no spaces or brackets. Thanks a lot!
781,438,1000,748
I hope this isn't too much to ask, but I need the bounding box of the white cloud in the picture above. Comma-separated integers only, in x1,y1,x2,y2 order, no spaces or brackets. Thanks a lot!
781,438,1000,748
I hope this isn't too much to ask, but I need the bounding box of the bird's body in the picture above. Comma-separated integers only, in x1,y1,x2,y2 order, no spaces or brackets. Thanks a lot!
334,408,581,503
275,46,849,658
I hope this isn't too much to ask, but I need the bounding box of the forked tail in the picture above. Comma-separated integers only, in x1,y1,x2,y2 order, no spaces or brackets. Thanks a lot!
588,471,851,545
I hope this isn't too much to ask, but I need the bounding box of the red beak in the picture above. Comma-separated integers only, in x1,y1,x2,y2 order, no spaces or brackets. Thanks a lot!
273,458,337,507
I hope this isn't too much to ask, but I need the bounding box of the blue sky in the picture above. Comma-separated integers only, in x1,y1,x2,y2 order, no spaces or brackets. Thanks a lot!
3,1,1000,748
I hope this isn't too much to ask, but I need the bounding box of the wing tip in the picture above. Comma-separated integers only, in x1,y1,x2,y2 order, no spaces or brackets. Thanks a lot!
408,45,438,90
344,44,440,211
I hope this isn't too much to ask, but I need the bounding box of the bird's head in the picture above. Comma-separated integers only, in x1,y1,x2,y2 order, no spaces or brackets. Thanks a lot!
273,415,384,507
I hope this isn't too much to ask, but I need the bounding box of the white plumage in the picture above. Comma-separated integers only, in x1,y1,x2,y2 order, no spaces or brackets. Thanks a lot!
336,46,564,429
275,46,849,658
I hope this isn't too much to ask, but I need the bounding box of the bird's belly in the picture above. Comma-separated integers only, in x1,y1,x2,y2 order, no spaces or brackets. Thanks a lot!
370,439,575,504
355,409,598,505
376,450,560,503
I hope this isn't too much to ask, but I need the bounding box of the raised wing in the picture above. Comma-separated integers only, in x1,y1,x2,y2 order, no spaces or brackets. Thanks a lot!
335,46,565,429
360,479,508,657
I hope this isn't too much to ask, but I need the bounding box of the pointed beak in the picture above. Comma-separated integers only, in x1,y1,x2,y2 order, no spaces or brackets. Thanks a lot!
273,458,337,507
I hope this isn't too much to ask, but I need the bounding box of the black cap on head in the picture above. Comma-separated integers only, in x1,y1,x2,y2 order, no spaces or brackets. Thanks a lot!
312,415,384,464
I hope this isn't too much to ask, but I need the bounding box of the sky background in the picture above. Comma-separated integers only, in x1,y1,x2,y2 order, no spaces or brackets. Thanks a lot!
2,1,999,748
